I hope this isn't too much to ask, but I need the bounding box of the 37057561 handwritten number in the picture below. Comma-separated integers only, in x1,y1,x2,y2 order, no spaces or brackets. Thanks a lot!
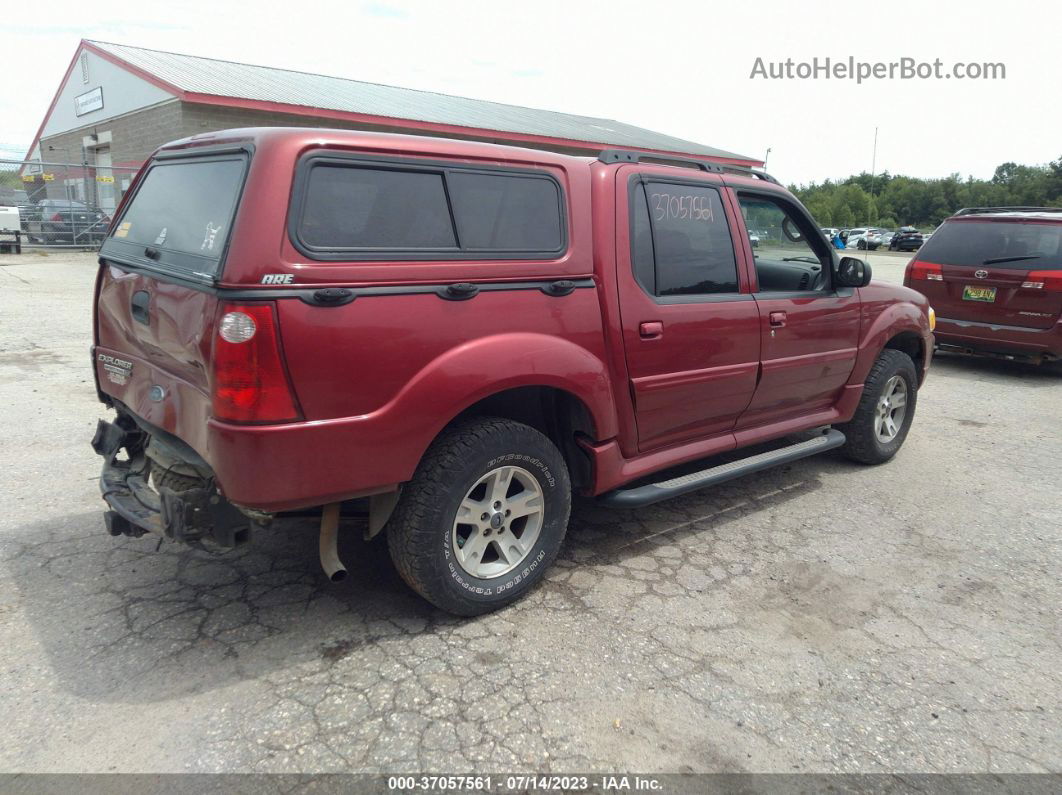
650,192,715,222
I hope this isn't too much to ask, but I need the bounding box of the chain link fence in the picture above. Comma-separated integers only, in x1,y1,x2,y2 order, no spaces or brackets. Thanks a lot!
0,158,140,250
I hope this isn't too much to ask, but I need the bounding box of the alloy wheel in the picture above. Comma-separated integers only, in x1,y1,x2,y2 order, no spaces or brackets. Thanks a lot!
452,465,544,579
874,375,908,443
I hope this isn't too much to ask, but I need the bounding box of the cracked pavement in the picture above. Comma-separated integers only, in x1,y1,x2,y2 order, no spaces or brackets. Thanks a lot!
0,252,1059,773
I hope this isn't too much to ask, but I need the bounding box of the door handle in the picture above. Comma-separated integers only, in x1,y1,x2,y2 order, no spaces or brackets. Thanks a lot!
131,290,150,326
769,311,787,327
639,321,664,339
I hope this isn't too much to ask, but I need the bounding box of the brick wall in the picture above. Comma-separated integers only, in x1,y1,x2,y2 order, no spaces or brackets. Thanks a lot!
39,100,183,168
34,100,183,205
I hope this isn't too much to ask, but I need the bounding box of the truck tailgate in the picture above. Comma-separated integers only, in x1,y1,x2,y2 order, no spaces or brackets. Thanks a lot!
94,262,219,455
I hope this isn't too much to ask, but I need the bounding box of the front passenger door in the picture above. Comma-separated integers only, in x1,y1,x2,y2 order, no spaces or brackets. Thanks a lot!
734,192,862,430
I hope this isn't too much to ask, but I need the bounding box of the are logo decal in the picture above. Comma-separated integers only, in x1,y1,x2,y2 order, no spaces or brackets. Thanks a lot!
261,273,295,285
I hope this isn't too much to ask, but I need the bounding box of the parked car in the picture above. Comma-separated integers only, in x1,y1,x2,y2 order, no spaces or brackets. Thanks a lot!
0,188,29,207
91,128,934,615
890,227,924,251
748,231,760,248
821,227,840,240
904,207,1061,366
877,231,896,247
847,228,882,250
27,199,110,245
0,189,38,233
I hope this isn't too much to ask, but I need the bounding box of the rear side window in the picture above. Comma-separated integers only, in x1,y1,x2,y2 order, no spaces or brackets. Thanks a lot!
299,167,455,249
447,171,562,251
101,155,247,278
630,180,739,297
920,220,1062,268
292,158,566,260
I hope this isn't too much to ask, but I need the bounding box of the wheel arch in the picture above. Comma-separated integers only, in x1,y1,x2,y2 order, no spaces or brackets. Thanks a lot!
850,302,931,386
452,385,599,493
883,331,925,382
379,332,617,498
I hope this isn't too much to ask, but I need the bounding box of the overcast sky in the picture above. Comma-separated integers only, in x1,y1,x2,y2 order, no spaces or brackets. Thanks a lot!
3,0,1058,186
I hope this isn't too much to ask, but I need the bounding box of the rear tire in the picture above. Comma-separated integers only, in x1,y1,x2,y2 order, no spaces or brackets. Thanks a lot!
386,417,571,616
838,349,918,464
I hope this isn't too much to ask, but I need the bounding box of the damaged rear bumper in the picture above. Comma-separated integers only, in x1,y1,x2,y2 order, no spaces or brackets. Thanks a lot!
92,416,259,549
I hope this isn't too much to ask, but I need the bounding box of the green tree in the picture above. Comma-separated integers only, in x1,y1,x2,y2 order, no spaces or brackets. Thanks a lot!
791,158,1062,228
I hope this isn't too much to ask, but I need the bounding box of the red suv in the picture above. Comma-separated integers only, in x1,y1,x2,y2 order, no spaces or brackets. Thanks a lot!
91,128,933,614
904,208,1062,366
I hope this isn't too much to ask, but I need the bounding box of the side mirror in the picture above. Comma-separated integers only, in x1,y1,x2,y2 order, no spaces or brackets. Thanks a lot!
835,256,872,287
781,217,804,243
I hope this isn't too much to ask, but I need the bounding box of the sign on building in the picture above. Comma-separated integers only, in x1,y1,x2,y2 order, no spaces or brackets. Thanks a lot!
74,87,104,117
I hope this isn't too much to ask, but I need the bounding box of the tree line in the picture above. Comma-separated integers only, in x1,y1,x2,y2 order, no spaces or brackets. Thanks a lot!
789,156,1062,231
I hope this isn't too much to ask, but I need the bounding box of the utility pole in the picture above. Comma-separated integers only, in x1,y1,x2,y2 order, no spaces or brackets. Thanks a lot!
764,147,772,169
870,127,878,194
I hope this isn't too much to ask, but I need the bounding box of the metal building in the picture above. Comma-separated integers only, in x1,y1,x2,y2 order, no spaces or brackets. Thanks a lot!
23,39,761,213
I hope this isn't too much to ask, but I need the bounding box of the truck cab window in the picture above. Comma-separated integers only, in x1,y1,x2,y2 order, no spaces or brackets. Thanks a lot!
632,181,739,297
739,195,829,293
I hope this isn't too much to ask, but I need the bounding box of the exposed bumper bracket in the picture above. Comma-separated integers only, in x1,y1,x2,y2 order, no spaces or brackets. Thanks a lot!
94,417,255,549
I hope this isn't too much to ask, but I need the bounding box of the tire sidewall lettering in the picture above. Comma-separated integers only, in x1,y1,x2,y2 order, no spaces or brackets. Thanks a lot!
446,451,559,599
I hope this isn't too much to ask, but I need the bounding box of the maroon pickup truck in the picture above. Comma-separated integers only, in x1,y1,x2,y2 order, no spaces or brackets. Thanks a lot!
91,128,934,614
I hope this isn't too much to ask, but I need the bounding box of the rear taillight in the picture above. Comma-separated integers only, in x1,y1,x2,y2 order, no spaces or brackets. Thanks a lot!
908,261,943,281
1021,271,1062,291
50,212,63,222
212,303,300,423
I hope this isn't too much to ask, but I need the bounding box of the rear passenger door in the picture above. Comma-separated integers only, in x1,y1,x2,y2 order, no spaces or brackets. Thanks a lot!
732,191,861,429
615,167,760,451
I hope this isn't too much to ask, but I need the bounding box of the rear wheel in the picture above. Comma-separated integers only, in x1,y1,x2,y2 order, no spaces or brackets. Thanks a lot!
838,349,918,464
387,417,571,615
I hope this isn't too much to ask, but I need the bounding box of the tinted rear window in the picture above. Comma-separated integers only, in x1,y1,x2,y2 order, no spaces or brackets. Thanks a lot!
101,155,247,278
293,159,565,260
920,220,1062,268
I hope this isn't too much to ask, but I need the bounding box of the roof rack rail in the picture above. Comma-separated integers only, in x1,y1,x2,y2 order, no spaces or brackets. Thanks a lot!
597,149,780,185
954,206,1062,216
720,163,781,185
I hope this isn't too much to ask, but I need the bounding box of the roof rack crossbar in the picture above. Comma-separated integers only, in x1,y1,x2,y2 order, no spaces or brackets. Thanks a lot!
597,149,780,184
955,206,1062,216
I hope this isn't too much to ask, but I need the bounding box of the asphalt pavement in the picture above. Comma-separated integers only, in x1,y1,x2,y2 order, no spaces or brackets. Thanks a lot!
0,250,1058,774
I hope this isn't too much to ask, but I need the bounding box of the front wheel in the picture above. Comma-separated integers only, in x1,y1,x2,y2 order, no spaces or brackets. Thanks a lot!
387,417,571,615
837,349,918,464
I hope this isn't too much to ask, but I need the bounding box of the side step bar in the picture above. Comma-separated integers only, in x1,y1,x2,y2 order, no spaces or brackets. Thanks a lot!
599,429,846,508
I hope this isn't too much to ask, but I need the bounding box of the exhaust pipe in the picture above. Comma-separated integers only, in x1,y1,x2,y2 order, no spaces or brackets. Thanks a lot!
319,502,347,583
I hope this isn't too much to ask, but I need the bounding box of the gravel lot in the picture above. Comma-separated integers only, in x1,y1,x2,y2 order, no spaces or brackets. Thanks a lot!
0,250,1059,774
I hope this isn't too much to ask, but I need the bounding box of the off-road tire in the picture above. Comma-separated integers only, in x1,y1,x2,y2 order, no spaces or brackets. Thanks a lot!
386,417,571,616
838,349,918,464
